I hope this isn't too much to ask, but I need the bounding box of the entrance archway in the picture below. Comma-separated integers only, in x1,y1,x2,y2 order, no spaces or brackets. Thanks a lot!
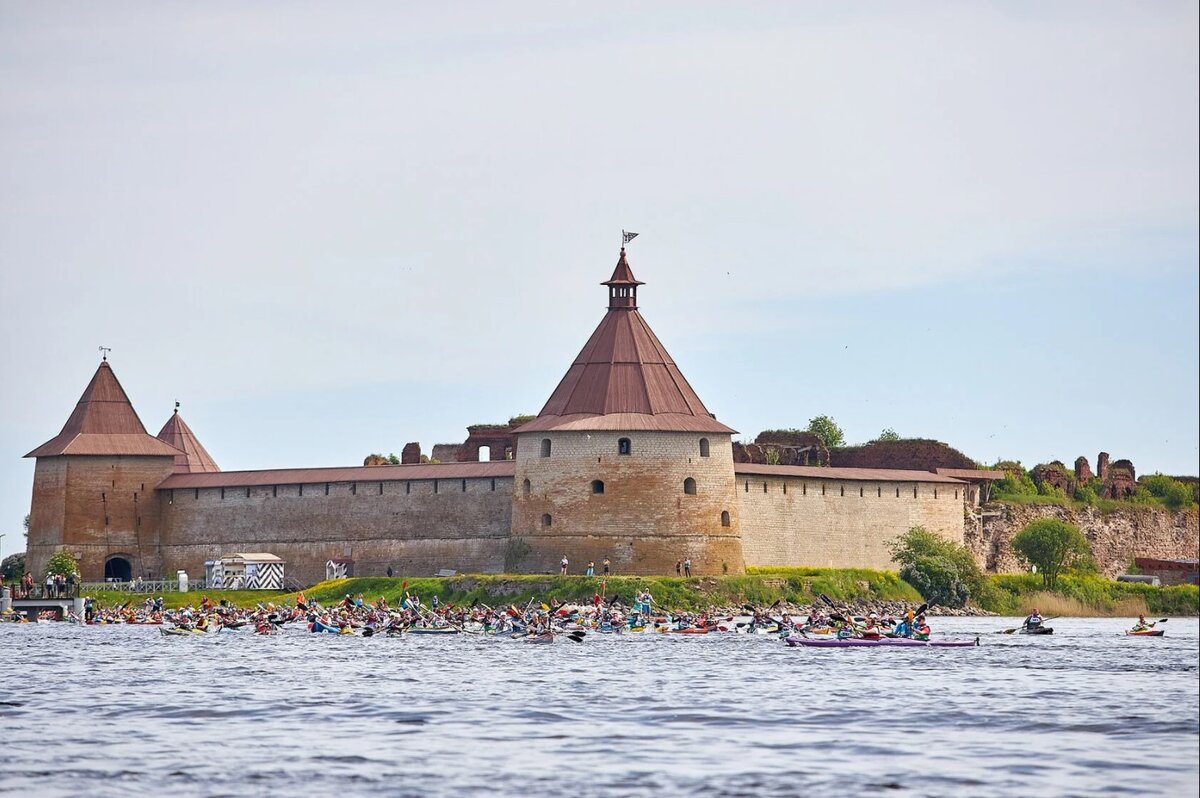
104,556,132,582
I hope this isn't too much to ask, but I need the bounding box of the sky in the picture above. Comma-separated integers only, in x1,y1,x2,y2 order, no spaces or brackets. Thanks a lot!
1,2,1197,561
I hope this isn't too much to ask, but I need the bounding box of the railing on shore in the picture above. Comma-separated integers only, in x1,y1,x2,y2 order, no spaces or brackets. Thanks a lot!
79,579,208,594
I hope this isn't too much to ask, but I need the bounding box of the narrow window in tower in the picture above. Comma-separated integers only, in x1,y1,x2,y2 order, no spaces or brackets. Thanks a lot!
462,479,467,492
721,510,731,527
955,489,959,500
699,438,710,457
274,485,278,498
840,485,844,497
194,489,199,500
762,482,767,493
618,438,631,455
913,486,918,498
491,479,497,492
684,478,697,495
325,483,330,496
860,487,864,497
379,482,384,495
934,488,939,499
523,479,531,496
803,483,807,496
877,486,882,498
299,484,304,497
896,487,900,498
168,490,174,505
591,480,605,495
245,487,250,498
542,513,552,527
783,483,788,495
744,481,749,492
351,483,357,496
405,481,411,495
434,481,439,494
221,488,225,500
821,484,826,496
540,439,552,458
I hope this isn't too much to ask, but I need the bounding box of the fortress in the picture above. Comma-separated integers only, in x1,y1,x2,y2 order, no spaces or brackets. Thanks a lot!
26,248,989,585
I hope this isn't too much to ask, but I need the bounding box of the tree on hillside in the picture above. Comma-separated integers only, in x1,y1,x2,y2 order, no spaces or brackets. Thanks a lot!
806,415,845,448
875,428,901,442
889,526,984,608
1012,519,1092,588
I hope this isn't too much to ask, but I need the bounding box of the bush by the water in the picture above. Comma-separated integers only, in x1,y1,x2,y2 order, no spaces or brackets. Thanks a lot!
44,551,79,578
889,526,986,608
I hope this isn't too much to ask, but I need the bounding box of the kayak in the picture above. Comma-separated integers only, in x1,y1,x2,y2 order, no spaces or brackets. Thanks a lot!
673,627,712,634
406,627,459,635
1126,629,1164,636
159,627,207,636
524,632,554,644
308,621,341,634
1020,626,1053,635
786,636,979,648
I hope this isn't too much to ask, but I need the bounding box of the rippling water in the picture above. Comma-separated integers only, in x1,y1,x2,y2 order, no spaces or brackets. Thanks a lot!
1,617,1196,797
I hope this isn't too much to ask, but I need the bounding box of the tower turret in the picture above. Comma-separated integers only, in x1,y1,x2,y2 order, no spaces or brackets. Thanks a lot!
510,248,744,575
25,360,180,581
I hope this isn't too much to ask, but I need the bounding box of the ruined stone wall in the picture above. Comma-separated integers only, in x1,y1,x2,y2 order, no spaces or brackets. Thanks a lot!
829,439,976,471
27,455,176,581
738,474,966,569
510,431,744,575
965,502,1199,577
157,476,513,585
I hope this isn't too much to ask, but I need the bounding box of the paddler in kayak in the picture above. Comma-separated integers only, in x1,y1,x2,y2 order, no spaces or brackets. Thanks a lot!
892,610,915,639
1131,614,1154,633
912,613,930,641
1022,608,1044,632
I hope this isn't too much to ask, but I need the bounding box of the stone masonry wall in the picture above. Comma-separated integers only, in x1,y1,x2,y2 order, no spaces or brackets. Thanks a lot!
158,476,513,585
966,502,1200,577
738,474,966,569
510,431,744,575
27,455,177,581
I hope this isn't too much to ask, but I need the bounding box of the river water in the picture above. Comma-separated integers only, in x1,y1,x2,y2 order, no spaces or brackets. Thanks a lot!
1,617,1196,797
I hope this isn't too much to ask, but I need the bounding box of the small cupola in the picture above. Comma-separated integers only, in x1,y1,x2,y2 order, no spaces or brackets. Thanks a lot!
601,248,644,310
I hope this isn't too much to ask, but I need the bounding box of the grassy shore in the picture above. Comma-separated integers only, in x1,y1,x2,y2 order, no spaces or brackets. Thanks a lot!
976,574,1199,617
79,568,1198,617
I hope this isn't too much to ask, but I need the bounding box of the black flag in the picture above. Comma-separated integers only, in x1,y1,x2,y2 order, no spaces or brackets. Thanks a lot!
622,230,639,245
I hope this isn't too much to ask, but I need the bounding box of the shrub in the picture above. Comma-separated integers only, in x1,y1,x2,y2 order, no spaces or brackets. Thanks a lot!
1,552,25,580
900,557,969,608
1139,474,1195,510
890,526,984,607
1074,484,1099,505
44,551,79,578
994,468,1038,498
806,415,845,448
1012,519,1092,588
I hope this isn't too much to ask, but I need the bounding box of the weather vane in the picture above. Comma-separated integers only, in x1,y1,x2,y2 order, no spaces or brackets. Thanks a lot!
98,346,112,361
622,230,639,248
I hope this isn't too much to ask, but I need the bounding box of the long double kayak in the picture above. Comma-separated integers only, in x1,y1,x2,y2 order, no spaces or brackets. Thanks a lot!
1126,629,1164,637
786,636,979,648
406,627,459,635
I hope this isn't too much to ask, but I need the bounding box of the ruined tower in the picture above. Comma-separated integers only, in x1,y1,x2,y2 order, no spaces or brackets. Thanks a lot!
25,360,182,581
509,249,745,575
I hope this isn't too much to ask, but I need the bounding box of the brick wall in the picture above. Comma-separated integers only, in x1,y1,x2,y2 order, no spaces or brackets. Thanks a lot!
27,455,177,581
157,476,513,584
510,431,745,575
738,473,966,569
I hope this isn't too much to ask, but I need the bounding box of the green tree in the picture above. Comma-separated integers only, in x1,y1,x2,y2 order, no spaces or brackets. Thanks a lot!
889,526,985,608
387,453,401,465
44,551,79,579
806,415,845,448
1,552,25,580
1012,519,1092,588
875,428,901,441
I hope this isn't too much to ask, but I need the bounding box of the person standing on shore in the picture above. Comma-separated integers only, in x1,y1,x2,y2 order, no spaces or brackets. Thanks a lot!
586,561,594,577
683,559,692,577
560,556,569,576
675,560,682,576
603,558,610,576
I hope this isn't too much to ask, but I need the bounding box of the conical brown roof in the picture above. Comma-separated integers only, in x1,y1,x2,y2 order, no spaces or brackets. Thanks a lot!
26,361,183,458
156,409,220,473
515,251,734,435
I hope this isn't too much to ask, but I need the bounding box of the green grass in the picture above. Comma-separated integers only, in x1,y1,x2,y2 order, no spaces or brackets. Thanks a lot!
977,573,1199,616
83,589,292,609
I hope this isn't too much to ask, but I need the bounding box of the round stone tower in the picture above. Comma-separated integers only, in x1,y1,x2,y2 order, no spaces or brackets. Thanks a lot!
509,248,744,575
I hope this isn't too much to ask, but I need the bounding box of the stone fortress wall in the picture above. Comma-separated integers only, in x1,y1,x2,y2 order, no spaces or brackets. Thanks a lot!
157,474,514,586
737,472,966,569
509,430,744,575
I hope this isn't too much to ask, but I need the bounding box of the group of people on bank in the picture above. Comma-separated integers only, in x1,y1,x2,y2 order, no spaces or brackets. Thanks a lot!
2,571,78,600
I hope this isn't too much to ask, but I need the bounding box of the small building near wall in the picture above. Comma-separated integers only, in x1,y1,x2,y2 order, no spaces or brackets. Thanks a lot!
326,558,354,580
213,553,286,590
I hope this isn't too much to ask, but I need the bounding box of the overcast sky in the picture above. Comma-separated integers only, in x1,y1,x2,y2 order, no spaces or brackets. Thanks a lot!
2,2,1197,560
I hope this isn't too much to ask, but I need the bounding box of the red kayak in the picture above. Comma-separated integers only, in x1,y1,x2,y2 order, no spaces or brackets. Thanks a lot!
1126,629,1164,637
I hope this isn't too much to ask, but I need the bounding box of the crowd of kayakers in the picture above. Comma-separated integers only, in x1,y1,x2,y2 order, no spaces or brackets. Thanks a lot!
0,592,1169,641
